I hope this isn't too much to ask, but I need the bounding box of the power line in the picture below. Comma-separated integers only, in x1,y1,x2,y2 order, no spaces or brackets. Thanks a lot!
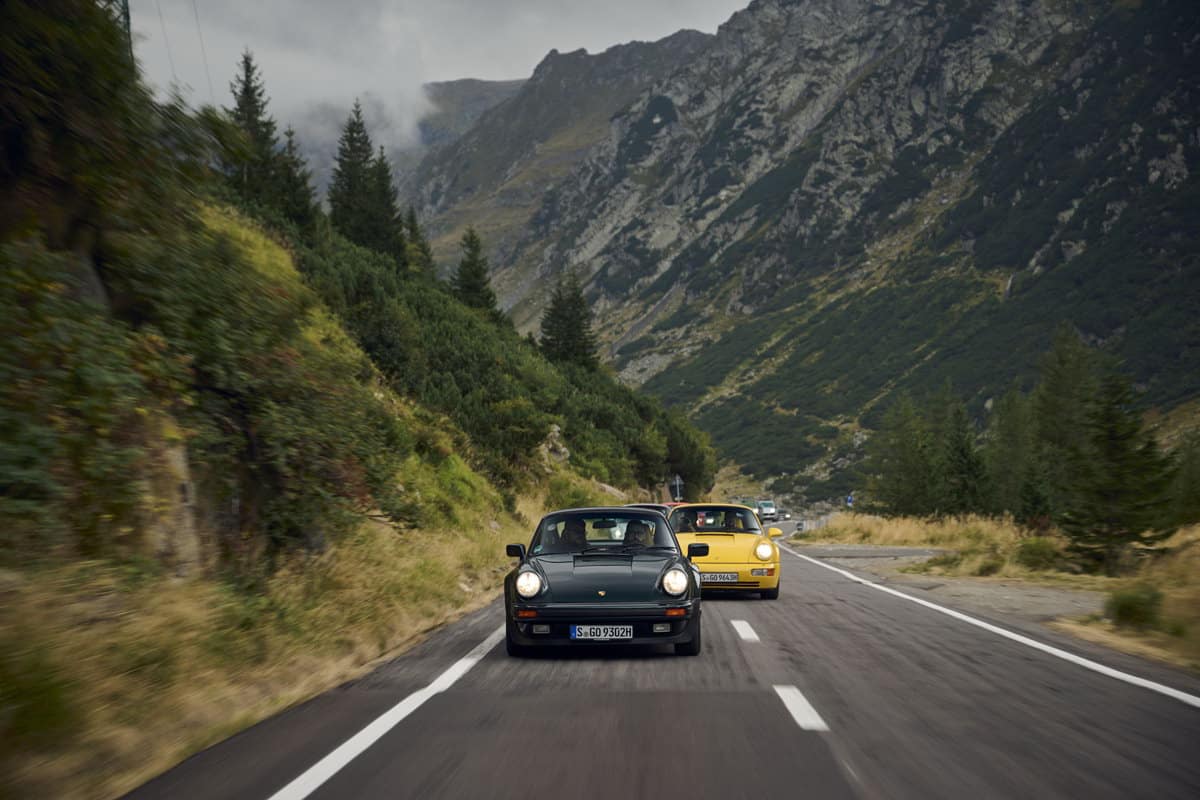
155,0,178,85
190,0,216,105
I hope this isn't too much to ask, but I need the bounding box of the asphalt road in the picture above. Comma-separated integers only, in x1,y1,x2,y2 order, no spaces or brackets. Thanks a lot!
126,545,1200,800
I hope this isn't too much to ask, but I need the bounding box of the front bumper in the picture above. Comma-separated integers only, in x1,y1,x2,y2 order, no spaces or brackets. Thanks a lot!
694,562,781,590
508,601,699,647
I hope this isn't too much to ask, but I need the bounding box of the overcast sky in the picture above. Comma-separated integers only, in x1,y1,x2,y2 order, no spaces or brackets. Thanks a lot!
131,0,746,146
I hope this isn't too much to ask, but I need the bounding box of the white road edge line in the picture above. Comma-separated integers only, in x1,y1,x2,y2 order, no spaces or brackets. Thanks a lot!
774,684,830,731
778,542,1200,710
267,624,506,800
731,619,761,643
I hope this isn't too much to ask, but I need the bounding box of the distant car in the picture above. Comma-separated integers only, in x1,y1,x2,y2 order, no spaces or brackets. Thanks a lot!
668,503,783,600
756,499,778,521
778,509,793,520
504,507,707,656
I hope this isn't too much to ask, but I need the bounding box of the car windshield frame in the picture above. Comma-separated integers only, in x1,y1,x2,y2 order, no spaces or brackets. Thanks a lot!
669,506,763,534
530,510,679,555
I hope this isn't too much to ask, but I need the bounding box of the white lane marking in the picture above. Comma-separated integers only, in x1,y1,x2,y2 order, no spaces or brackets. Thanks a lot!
778,542,1200,710
774,684,830,731
267,624,506,800
731,619,761,642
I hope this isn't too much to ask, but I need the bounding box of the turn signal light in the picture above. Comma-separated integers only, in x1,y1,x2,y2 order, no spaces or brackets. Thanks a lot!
516,609,538,619
665,608,686,617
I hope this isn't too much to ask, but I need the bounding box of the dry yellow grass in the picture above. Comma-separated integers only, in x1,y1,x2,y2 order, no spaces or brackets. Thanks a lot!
803,514,1200,670
1,500,541,800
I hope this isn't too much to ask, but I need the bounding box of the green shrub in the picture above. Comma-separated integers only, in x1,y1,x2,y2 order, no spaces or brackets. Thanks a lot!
975,558,1003,576
1105,584,1163,630
1014,536,1059,570
545,475,605,511
0,639,76,752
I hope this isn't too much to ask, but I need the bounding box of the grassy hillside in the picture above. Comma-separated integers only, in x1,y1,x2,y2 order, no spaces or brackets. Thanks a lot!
0,5,716,797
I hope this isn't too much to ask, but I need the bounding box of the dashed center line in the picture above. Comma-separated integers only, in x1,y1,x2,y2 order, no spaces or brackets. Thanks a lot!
731,619,761,642
774,685,830,731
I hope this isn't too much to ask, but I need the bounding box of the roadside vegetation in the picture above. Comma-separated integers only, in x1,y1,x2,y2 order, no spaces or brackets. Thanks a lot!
826,325,1200,669
799,514,1200,670
0,4,715,798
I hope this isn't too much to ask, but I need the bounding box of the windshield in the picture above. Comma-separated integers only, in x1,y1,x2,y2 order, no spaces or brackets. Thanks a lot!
531,512,677,555
669,506,762,534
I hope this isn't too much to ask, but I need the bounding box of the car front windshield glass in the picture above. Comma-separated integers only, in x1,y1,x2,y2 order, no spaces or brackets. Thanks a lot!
531,513,676,555
669,506,762,534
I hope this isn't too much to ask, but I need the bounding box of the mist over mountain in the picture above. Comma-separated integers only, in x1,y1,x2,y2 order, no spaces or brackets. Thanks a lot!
291,79,524,196
407,0,1200,498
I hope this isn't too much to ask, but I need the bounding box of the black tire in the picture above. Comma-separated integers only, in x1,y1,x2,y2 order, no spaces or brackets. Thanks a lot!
505,618,529,657
761,584,780,600
675,622,702,656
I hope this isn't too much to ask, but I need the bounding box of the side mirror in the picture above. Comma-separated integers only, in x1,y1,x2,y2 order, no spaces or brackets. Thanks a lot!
768,527,783,539
506,543,526,559
687,543,709,560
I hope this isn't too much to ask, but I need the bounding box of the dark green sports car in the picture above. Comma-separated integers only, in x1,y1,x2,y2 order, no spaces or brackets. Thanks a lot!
504,507,708,656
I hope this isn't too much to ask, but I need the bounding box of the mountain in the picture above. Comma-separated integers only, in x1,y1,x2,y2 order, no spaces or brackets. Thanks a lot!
412,0,1200,499
418,78,527,148
408,29,713,281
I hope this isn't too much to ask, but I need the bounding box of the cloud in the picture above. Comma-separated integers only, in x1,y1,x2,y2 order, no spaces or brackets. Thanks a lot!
130,0,746,184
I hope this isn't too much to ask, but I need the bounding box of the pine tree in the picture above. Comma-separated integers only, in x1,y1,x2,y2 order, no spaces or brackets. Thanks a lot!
451,228,498,313
1168,432,1200,527
226,50,278,206
539,273,598,370
405,207,435,276
982,386,1037,516
865,394,937,516
275,127,316,231
1033,325,1100,518
1059,370,1175,574
366,146,406,266
939,402,988,515
328,100,376,250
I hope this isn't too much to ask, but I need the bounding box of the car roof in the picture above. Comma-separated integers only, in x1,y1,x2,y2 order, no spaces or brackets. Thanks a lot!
667,503,757,512
544,506,666,517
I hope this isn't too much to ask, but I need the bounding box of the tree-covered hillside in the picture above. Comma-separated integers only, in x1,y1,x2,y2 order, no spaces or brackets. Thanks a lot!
0,1,716,573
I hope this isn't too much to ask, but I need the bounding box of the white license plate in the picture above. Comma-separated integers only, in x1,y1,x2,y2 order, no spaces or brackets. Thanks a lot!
570,624,633,640
701,572,739,583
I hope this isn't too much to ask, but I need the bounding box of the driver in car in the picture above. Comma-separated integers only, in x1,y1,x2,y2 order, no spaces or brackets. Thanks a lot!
562,518,588,551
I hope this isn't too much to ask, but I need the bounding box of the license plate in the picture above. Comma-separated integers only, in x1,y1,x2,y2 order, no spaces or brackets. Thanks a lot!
570,624,633,640
701,572,739,583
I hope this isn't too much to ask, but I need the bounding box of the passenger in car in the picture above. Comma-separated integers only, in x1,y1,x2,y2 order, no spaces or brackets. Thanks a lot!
625,520,652,546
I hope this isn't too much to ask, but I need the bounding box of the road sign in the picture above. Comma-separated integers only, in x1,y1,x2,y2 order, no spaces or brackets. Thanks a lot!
670,474,684,501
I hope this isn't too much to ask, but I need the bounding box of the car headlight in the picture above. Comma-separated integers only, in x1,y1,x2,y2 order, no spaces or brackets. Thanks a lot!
662,568,689,596
515,571,542,598
755,541,774,561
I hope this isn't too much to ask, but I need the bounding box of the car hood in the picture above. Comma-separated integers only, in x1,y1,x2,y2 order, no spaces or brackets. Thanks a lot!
532,552,677,603
674,532,772,564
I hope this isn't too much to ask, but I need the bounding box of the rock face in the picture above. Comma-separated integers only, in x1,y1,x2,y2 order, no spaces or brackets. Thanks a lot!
414,0,1200,493
409,30,713,291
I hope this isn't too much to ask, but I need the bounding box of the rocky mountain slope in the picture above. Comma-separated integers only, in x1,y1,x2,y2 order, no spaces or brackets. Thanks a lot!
409,30,713,283
412,0,1200,497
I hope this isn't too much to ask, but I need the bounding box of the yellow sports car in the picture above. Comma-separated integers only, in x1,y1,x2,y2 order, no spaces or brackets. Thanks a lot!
668,503,783,599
